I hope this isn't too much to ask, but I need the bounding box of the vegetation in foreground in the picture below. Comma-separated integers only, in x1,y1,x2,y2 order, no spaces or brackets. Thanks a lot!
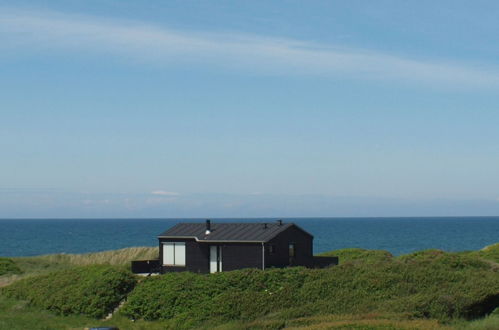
0,257,22,276
462,243,499,263
122,249,498,324
0,246,157,287
2,265,136,318
0,244,497,329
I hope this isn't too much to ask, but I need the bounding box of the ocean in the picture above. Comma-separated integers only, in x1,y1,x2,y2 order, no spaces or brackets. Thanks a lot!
0,217,498,257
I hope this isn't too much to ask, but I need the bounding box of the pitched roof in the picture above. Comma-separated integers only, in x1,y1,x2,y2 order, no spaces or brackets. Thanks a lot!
158,222,312,243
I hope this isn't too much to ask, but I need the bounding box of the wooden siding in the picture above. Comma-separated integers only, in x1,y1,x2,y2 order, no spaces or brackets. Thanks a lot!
265,225,313,268
221,243,263,271
158,237,209,273
157,223,314,273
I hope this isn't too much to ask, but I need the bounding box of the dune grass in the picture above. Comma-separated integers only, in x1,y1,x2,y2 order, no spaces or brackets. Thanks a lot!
1,244,498,329
0,295,496,330
1,265,137,318
15,246,158,268
319,247,393,263
0,258,22,276
0,296,95,330
0,246,157,287
455,309,499,330
213,313,454,329
121,249,498,326
0,295,174,330
460,243,499,264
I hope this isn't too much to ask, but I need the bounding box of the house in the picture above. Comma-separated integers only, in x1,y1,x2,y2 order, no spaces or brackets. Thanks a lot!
131,220,338,274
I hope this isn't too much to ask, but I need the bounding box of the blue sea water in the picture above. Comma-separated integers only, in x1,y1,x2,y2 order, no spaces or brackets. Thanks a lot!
0,217,498,257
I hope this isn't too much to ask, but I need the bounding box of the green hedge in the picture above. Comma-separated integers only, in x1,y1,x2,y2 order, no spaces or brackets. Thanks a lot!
1,265,136,318
2,246,497,325
0,258,22,276
122,250,499,324
121,267,309,323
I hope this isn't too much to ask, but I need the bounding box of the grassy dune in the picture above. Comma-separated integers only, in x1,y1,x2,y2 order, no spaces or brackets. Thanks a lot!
0,258,22,277
2,265,136,318
121,250,498,325
0,246,157,287
461,243,499,264
319,247,393,263
16,246,158,268
0,244,498,329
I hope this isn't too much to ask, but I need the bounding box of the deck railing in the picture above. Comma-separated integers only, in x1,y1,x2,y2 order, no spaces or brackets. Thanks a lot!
131,259,161,274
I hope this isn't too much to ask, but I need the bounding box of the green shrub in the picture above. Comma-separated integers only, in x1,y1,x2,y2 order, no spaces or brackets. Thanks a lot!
122,247,499,325
4,245,496,327
122,267,309,323
319,248,393,264
462,243,499,263
1,265,136,318
480,243,499,263
397,250,491,270
387,252,498,320
0,258,22,276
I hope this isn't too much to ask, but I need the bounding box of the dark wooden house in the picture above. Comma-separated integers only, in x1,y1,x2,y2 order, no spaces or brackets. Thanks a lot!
131,220,337,274
157,220,313,273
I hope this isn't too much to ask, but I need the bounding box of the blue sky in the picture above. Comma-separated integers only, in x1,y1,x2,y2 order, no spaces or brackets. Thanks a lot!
2,1,499,217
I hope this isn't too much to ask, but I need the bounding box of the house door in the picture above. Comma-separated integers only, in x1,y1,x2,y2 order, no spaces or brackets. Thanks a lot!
210,245,222,273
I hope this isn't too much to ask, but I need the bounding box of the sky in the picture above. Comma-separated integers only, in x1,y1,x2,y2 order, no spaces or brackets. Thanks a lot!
2,1,499,218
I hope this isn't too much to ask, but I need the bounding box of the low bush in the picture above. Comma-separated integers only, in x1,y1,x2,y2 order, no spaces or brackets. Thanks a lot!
2,245,497,327
0,258,22,276
1,265,136,318
462,243,499,264
319,248,393,264
122,267,309,322
122,248,499,325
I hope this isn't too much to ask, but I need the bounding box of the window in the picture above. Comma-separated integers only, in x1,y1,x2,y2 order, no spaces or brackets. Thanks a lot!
163,242,186,266
289,243,296,257
269,244,276,254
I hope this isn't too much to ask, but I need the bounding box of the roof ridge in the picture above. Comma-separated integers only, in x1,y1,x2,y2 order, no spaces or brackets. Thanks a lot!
157,222,300,242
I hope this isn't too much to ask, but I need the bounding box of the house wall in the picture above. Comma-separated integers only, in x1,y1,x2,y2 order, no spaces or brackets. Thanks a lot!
157,224,313,273
221,243,263,271
158,237,209,273
158,238,263,273
265,225,314,268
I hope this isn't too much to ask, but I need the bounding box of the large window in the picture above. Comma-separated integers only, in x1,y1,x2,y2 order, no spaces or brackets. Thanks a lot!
163,242,186,266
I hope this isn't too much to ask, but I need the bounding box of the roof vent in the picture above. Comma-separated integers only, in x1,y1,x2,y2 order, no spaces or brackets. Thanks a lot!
263,223,268,229
205,219,211,235
277,219,283,226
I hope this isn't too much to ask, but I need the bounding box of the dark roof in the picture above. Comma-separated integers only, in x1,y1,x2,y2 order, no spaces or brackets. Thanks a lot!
158,222,312,243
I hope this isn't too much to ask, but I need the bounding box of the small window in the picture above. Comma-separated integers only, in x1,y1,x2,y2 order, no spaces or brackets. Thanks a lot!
269,245,276,254
289,243,296,257
163,242,186,266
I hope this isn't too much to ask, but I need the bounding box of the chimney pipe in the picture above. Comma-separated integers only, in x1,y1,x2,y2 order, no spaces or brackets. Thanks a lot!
277,219,283,226
263,223,268,229
205,219,211,235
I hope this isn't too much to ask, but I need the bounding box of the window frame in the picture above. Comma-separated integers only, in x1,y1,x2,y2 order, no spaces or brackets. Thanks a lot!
162,242,186,266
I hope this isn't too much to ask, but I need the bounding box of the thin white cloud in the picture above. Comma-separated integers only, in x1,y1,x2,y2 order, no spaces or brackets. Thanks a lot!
146,197,178,205
151,190,180,196
82,199,110,205
1,8,499,87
